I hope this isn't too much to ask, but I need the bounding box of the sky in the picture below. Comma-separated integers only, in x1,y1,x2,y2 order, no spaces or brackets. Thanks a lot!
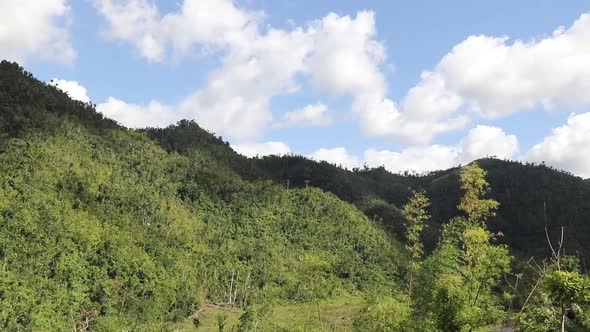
2,0,590,178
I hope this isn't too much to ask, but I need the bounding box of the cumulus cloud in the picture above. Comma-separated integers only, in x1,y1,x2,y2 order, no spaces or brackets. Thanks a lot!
47,79,179,129
177,25,313,139
232,141,291,158
94,3,411,141
305,11,469,145
364,145,459,173
94,0,314,139
0,0,75,63
93,1,590,148
274,102,333,128
457,125,519,162
97,97,180,128
94,3,434,142
310,125,518,173
49,79,90,103
94,0,163,61
309,147,362,169
94,0,263,62
525,112,590,178
435,14,590,118
388,11,590,144
356,90,469,145
308,11,386,96
311,10,590,145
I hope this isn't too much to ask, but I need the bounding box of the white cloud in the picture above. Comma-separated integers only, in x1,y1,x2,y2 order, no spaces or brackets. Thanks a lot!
94,0,314,139
310,125,518,173
364,145,459,173
334,11,590,145
49,79,90,103
94,0,163,61
309,147,362,169
95,3,436,142
308,11,386,97
525,112,590,178
177,24,314,139
356,90,469,145
92,1,590,149
274,102,333,128
437,13,590,117
97,97,179,128
394,11,590,140
457,125,519,162
232,141,291,158
95,3,419,141
0,0,75,63
304,11,470,145
94,0,264,62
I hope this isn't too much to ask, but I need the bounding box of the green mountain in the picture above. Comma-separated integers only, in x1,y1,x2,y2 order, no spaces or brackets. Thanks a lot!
2,60,589,331
145,124,590,331
90,71,590,265
0,61,403,330
139,77,590,270
253,155,590,262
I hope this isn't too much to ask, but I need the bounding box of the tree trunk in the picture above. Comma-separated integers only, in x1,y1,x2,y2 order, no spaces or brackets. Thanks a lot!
407,272,413,300
561,306,566,332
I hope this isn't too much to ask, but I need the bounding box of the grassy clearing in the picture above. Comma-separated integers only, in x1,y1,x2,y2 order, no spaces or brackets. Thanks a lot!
176,294,364,331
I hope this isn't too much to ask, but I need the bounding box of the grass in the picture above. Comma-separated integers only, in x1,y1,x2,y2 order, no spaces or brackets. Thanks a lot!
176,294,364,331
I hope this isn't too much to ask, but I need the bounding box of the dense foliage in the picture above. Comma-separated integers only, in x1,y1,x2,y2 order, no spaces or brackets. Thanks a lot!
254,155,590,262
0,61,402,330
2,60,589,331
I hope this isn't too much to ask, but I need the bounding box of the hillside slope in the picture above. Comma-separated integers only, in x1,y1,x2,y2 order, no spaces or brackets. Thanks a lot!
0,61,403,330
253,156,590,261
142,107,590,262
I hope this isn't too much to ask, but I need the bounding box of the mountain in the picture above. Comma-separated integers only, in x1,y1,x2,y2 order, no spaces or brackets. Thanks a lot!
139,91,590,263
2,60,589,330
253,155,590,261
0,61,403,330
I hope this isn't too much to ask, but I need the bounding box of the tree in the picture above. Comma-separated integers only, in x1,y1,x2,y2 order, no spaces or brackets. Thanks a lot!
516,264,590,332
402,190,430,299
545,270,590,332
413,163,511,331
457,163,499,226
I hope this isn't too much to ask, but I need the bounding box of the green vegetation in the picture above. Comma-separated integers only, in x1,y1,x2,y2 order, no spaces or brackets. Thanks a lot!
401,190,429,299
0,61,401,330
1,60,589,330
193,294,364,331
254,154,590,261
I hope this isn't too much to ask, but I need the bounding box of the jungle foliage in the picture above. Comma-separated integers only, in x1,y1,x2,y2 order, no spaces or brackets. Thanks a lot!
1,61,589,331
0,61,402,330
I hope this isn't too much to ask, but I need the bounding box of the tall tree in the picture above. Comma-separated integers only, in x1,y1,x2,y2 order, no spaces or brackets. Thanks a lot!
457,163,499,226
413,163,511,331
402,190,430,299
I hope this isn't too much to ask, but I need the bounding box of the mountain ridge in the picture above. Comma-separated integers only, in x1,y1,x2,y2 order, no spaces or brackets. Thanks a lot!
142,117,590,262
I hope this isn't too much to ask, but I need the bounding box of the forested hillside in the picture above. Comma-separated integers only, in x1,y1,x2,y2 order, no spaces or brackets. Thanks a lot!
143,121,590,262
0,61,403,330
2,61,590,331
146,121,590,331
253,156,590,262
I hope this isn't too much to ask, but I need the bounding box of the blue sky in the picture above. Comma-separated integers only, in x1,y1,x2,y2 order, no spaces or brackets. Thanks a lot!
3,0,590,177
